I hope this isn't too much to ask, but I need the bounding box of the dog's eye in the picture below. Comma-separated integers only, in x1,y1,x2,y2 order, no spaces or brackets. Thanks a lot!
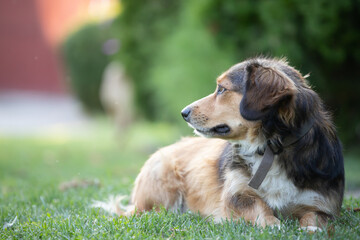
217,86,227,95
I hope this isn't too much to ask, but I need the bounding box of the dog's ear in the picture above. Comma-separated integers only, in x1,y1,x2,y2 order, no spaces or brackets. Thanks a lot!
240,63,296,121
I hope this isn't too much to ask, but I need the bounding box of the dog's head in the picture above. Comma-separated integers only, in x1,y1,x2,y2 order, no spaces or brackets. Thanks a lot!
181,58,308,142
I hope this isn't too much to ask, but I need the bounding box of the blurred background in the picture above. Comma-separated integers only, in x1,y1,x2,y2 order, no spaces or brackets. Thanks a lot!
0,0,359,193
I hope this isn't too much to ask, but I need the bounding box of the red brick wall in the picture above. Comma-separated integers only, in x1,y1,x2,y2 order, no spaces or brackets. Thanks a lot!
0,0,65,93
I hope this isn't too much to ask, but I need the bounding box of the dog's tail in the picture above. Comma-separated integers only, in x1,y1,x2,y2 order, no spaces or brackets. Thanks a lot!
91,195,135,216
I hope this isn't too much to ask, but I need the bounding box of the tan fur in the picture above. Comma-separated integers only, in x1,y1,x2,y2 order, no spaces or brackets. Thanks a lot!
299,212,328,228
129,137,278,227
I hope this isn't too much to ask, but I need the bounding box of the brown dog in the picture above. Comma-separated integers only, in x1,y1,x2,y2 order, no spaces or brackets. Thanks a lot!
101,58,344,231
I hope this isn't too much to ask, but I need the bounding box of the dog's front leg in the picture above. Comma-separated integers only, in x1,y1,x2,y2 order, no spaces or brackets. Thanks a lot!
299,211,329,232
223,192,280,228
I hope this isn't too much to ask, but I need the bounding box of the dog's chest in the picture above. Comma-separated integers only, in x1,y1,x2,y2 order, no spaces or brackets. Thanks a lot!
231,142,324,213
248,155,298,210
238,153,327,216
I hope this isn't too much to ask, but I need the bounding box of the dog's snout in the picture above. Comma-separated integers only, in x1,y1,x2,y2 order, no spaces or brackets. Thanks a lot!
181,107,192,122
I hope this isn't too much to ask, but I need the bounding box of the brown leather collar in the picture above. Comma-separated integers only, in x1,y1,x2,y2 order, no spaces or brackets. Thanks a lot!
248,119,314,189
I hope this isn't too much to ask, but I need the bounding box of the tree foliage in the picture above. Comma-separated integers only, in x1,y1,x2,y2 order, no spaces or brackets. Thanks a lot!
115,0,182,119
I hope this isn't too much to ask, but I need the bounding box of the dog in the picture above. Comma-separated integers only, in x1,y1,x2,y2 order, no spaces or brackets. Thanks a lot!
100,57,344,231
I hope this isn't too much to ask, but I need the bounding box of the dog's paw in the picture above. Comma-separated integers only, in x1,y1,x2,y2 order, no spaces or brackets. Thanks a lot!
269,224,282,231
265,216,281,226
257,218,282,234
300,226,323,233
256,216,280,228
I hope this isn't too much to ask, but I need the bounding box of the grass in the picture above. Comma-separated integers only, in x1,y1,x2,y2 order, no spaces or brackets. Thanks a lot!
1,120,360,239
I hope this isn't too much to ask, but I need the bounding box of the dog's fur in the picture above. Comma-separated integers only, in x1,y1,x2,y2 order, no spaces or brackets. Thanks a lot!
106,58,344,229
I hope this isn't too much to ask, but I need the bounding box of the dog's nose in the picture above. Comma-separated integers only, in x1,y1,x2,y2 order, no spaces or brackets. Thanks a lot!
181,107,191,122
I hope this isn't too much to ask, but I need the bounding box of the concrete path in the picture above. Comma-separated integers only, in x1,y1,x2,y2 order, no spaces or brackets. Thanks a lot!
0,91,93,137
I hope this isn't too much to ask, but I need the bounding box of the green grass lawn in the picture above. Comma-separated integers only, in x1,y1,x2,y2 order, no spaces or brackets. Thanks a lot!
1,120,360,239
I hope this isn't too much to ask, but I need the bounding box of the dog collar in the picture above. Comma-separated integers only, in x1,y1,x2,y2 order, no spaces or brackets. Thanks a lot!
248,119,314,190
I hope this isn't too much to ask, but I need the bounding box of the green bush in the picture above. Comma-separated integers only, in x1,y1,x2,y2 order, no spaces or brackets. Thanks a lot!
116,0,182,119
61,23,114,112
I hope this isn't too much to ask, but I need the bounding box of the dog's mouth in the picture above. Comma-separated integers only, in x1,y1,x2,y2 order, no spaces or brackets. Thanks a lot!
194,124,231,136
212,124,231,134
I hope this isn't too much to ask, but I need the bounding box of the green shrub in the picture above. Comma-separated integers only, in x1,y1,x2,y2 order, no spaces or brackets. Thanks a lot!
116,0,182,119
61,23,114,112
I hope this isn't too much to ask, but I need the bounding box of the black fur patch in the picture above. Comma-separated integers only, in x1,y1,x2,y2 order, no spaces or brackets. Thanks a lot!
218,143,252,183
228,68,246,93
251,61,345,210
